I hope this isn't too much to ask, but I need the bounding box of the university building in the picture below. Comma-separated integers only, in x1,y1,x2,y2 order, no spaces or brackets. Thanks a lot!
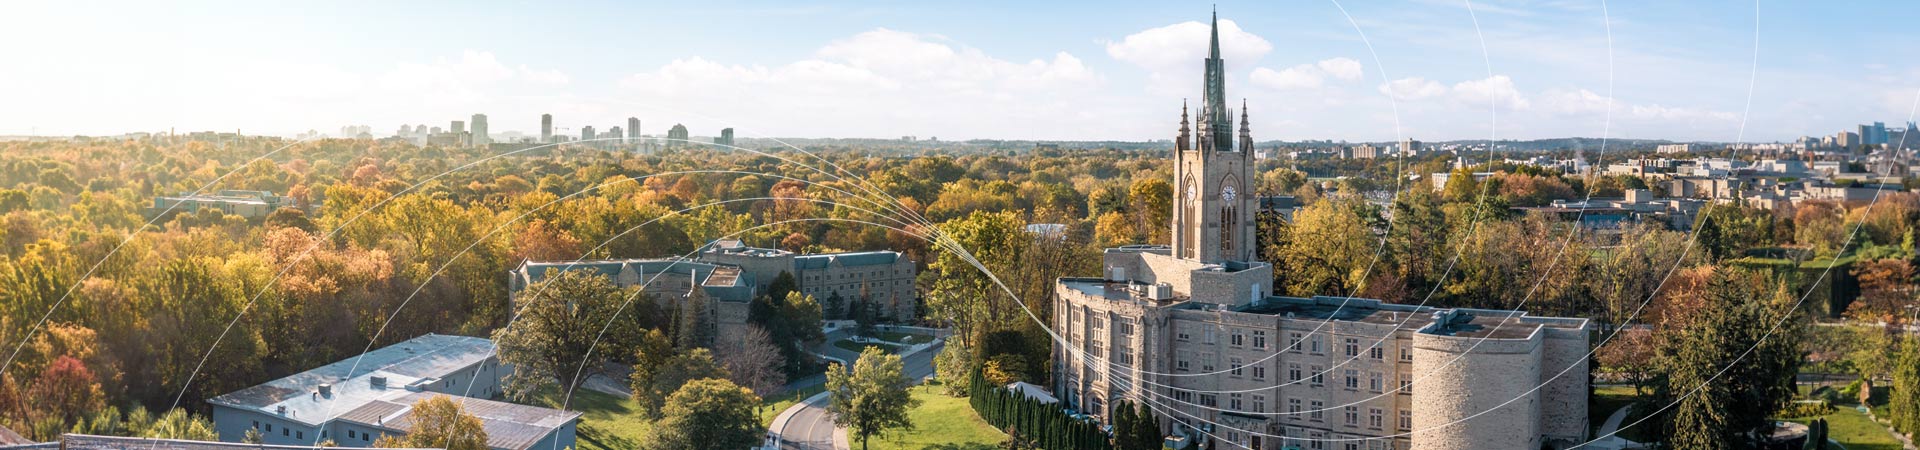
207,334,580,450
1051,12,1589,450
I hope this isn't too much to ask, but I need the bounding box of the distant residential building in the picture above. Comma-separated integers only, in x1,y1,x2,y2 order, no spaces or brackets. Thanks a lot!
666,124,690,148
1838,131,1861,150
151,190,297,219
471,114,490,147
1655,143,1695,154
1345,144,1380,159
1398,138,1422,155
627,117,640,143
716,128,735,147
207,334,580,450
540,114,553,143
580,126,594,143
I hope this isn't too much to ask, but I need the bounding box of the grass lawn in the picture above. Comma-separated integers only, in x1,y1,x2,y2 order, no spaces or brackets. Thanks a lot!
760,384,827,426
835,339,902,354
529,386,650,450
873,331,930,345
1589,385,1659,443
862,384,1007,450
1785,406,1903,450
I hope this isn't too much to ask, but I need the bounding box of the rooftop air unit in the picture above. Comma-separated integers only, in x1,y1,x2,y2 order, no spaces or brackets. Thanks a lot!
317,383,332,397
370,376,387,389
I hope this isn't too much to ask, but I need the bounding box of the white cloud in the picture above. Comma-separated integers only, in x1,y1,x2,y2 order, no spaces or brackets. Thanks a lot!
1629,104,1736,121
1105,19,1271,72
614,28,1108,139
1316,58,1363,81
1450,75,1530,110
1378,77,1447,101
1249,57,1364,91
1541,88,1610,115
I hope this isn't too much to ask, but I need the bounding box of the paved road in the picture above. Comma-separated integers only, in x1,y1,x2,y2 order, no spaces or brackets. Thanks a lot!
772,333,945,450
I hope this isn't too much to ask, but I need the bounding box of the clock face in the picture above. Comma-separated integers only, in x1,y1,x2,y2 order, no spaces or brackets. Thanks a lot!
1185,183,1197,201
1222,185,1237,202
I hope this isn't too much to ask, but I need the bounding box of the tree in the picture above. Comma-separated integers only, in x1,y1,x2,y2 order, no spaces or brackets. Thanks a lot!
1890,337,1920,437
373,395,489,450
651,378,763,450
1127,178,1172,244
1851,259,1916,324
716,325,787,398
1276,197,1373,297
1093,211,1138,248
632,348,729,418
933,339,974,396
1656,268,1804,448
491,270,645,401
827,347,918,450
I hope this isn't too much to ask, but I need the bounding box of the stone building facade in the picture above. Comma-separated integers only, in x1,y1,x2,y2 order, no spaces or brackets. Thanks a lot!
1051,11,1590,450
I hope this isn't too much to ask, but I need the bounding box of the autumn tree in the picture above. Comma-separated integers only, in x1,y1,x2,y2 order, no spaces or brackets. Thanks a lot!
827,347,917,450
650,378,763,450
372,395,489,450
1850,258,1916,324
631,348,729,418
715,325,787,399
492,270,645,401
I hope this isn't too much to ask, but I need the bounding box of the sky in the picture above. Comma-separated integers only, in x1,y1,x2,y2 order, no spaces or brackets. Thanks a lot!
4,0,1918,142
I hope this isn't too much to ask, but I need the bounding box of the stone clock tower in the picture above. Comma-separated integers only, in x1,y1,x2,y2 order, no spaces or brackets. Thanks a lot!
1172,10,1259,264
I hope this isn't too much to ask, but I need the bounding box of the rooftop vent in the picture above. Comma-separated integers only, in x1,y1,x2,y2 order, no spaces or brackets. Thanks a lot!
371,376,387,389
276,405,287,415
317,383,332,397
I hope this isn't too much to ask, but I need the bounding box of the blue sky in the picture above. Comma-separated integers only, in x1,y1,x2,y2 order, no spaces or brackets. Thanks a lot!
4,0,1917,142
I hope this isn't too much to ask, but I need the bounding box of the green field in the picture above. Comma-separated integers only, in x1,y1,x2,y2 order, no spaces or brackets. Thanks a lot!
873,330,931,345
1785,406,1903,450
864,384,1008,450
761,384,828,426
530,387,651,450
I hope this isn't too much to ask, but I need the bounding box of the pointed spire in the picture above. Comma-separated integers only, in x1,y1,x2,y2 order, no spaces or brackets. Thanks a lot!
1240,99,1250,126
1209,6,1221,60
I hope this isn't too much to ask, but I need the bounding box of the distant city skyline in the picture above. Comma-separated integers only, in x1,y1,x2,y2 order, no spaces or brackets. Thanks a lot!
5,1,1919,142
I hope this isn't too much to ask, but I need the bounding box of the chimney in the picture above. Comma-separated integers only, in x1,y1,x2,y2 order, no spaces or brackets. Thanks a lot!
317,383,332,397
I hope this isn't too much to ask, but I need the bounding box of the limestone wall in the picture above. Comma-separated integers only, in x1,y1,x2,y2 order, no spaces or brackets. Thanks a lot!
1410,333,1542,450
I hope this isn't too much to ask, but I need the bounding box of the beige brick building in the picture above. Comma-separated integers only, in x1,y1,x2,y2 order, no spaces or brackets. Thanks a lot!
1051,12,1590,450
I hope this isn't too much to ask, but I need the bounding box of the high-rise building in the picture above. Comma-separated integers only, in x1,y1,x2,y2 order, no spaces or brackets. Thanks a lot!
715,128,735,147
1873,121,1889,145
1398,138,1422,155
1053,11,1589,450
451,120,465,134
627,117,641,143
471,114,490,147
540,114,553,143
667,124,690,148
581,126,595,143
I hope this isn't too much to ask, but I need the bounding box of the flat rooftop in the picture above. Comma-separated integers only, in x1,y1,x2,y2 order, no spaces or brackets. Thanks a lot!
1062,278,1583,340
49,434,409,450
339,392,581,450
207,334,495,427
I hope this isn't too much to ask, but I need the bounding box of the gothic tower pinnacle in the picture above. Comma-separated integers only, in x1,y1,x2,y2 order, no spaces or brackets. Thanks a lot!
1201,8,1233,152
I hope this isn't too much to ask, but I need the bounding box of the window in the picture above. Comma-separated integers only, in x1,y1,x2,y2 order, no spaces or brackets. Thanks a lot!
1199,394,1218,407
1230,331,1245,347
1117,320,1134,335
1310,366,1325,386
1369,344,1384,360
1344,338,1359,357
266,424,273,432
348,430,357,439
1400,371,1413,394
1344,406,1359,426
1253,395,1267,413
1229,357,1244,377
1288,398,1303,418
296,431,303,440
1200,353,1216,372
1310,335,1323,354
1309,401,1324,421
1368,408,1384,429
1229,393,1243,410
1092,317,1105,329
1369,371,1384,392
252,421,259,430
1117,351,1134,366
1288,332,1303,353
1400,344,1413,361
1173,389,1194,403
282,428,289,437
1399,410,1413,430
1344,369,1360,390
1177,328,1191,341
1288,363,1302,382
1203,329,1217,344
1176,359,1190,372
1252,365,1267,380
1253,330,1268,349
